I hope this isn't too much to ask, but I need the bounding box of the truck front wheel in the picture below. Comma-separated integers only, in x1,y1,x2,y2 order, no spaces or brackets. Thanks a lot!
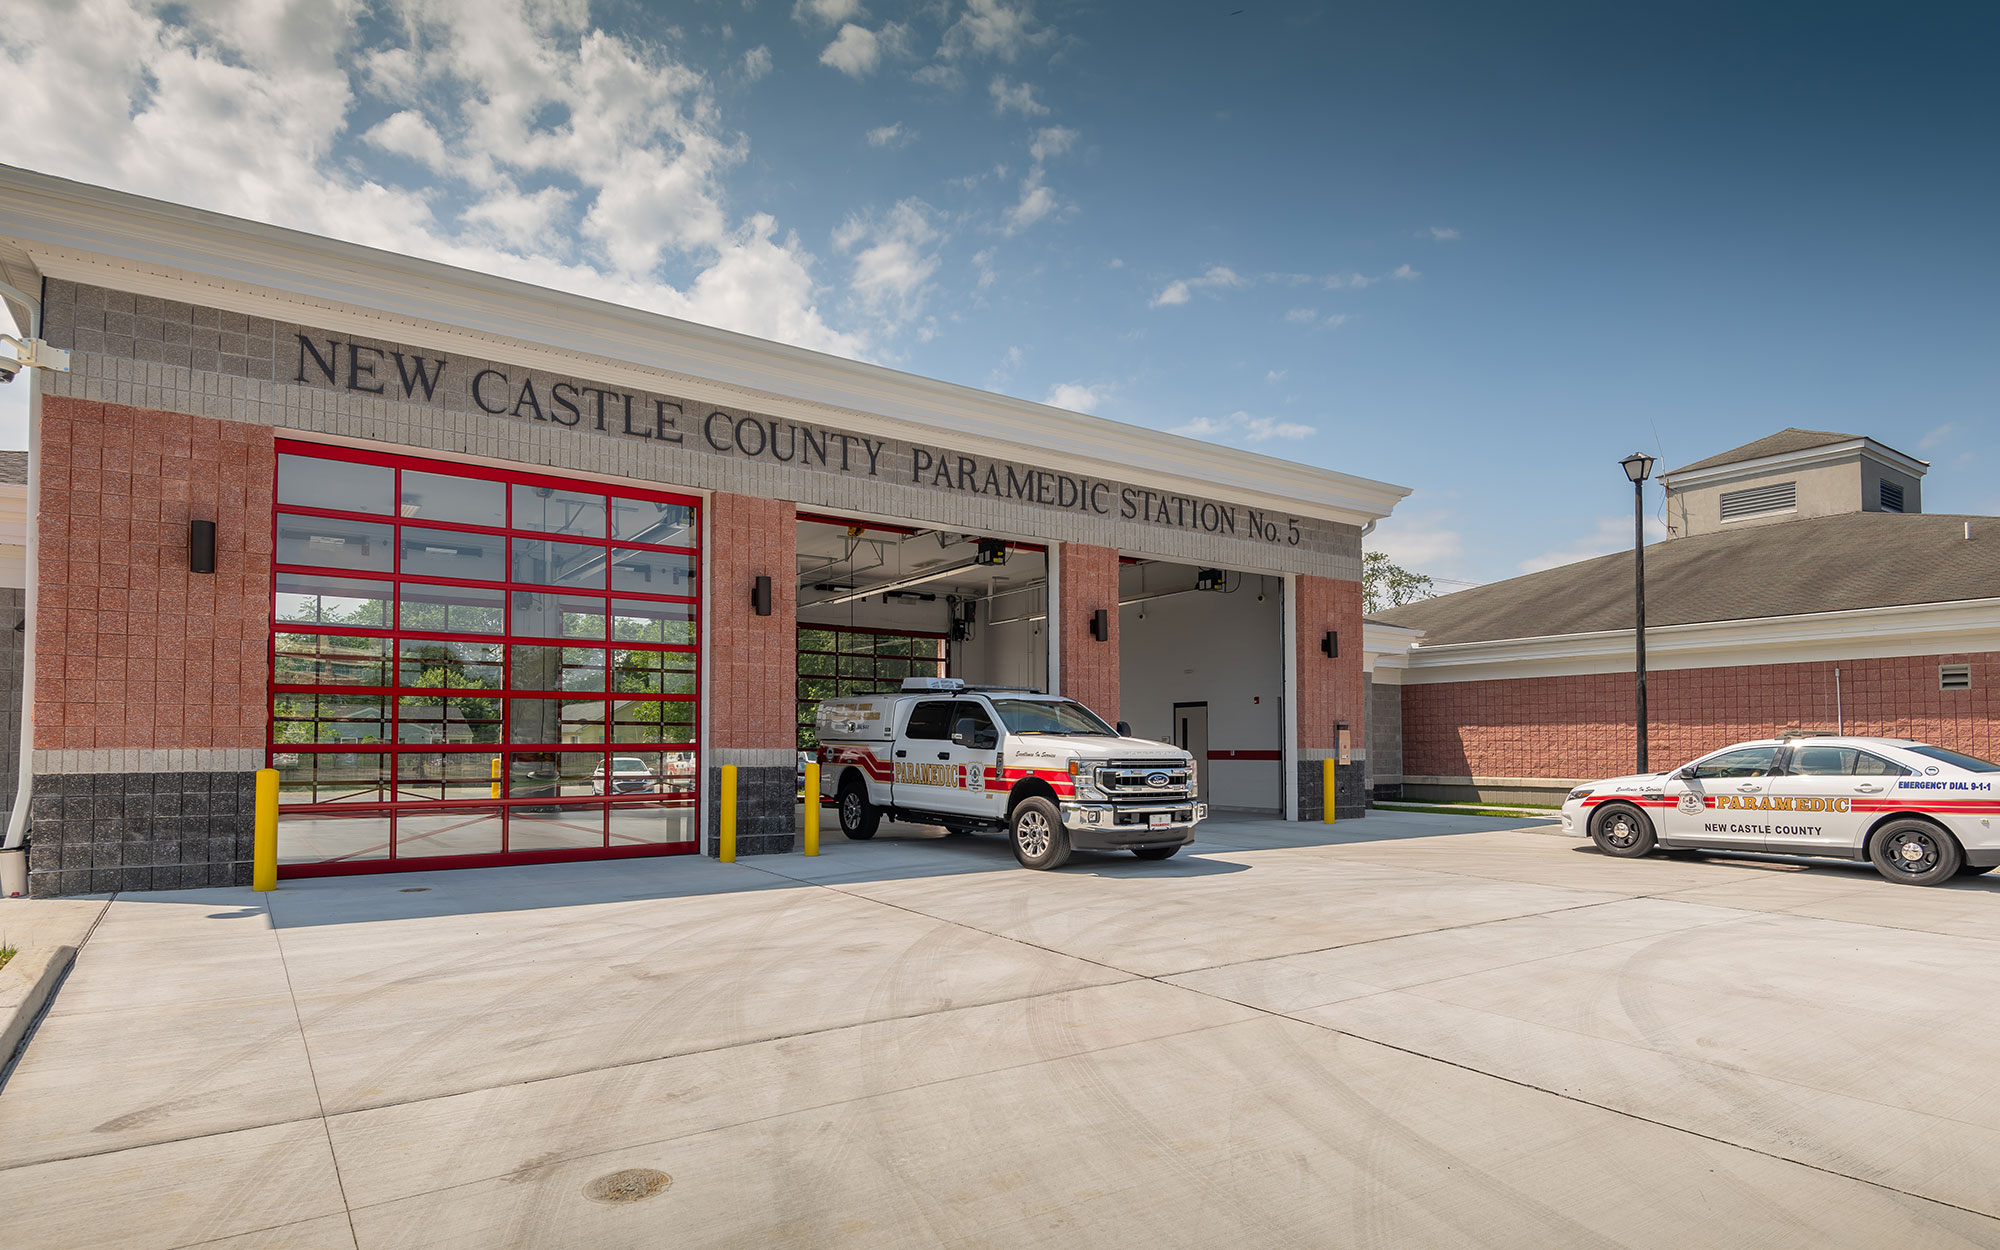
838,776,881,840
1009,797,1072,870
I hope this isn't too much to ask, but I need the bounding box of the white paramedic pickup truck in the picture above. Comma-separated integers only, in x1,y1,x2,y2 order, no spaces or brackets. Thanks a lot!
815,677,1207,869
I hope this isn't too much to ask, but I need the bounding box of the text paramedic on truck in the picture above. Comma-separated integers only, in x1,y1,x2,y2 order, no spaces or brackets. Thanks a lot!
815,678,1208,870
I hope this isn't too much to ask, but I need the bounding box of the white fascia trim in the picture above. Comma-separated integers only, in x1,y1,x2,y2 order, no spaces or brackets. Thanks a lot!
1662,439,1929,490
0,166,1411,529
1362,620,1424,670
1401,597,2000,683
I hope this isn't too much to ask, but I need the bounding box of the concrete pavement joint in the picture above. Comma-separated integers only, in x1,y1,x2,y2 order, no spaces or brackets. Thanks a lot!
0,892,116,1094
265,893,364,1250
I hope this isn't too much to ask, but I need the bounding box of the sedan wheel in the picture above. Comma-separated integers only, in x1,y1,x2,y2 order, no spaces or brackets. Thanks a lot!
1589,802,1656,859
1870,819,1960,886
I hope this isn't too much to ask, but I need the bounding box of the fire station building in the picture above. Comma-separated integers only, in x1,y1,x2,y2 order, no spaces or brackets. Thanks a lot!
0,167,1407,897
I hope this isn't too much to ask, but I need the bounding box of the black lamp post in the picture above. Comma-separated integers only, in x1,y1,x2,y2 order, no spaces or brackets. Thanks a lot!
1620,452,1656,772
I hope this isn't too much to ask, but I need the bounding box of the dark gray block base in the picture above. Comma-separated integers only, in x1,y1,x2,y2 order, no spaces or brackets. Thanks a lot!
25,771,257,897
705,765,798,857
1297,760,1367,822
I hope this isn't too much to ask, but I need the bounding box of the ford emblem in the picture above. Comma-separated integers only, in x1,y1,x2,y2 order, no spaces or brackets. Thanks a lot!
1146,771,1171,788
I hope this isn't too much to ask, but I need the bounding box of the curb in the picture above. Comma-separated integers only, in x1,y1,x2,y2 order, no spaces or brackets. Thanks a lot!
0,944,77,1070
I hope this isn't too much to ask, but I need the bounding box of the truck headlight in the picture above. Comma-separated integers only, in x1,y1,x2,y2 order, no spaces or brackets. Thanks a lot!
1068,760,1103,798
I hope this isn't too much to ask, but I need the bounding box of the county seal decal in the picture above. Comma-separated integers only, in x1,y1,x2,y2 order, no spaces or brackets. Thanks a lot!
1677,793,1705,815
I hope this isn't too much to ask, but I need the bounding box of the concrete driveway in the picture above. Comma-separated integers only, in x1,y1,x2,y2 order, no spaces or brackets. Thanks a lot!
5,810,2000,1249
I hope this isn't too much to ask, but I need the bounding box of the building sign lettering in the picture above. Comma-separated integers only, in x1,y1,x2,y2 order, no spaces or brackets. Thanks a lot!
297,334,1306,546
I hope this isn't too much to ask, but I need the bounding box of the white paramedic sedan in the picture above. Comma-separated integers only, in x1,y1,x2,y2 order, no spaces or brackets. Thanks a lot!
1561,736,2000,886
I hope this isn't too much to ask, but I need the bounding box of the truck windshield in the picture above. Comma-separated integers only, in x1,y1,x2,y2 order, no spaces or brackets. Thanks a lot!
989,699,1115,736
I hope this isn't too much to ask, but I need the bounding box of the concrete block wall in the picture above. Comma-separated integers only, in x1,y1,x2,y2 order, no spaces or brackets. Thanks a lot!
1367,675,1403,798
706,492,798,855
1058,543,1121,723
26,397,274,895
0,586,22,818
1401,650,2000,783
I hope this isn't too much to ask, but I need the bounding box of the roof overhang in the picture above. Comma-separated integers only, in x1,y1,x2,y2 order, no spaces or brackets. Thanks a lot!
0,165,1411,530
1660,437,1929,490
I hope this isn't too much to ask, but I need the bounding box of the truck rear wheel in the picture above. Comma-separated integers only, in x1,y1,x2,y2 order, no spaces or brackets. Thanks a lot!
1009,797,1071,870
838,776,880,841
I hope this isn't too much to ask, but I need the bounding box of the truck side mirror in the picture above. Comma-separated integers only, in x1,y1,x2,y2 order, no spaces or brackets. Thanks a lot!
1116,721,1131,737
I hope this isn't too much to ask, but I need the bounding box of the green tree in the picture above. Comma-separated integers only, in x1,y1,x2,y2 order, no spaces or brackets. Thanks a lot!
1363,550,1436,615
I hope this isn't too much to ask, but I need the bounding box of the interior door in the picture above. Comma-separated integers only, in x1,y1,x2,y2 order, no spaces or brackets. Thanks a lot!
1762,744,1901,857
1175,703,1211,806
1659,743,1781,849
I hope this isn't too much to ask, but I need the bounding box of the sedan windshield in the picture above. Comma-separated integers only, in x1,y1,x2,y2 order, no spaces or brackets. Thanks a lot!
989,698,1115,736
1906,745,2000,774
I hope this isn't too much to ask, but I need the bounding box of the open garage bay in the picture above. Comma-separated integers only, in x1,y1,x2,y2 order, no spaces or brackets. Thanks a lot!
6,813,2000,1248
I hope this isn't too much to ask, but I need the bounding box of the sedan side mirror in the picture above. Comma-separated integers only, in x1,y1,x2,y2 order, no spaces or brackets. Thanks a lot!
1674,764,1698,780
1116,721,1132,737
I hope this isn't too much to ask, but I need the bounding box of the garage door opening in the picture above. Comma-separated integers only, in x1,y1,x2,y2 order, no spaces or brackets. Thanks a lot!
1118,560,1284,813
795,514,1048,759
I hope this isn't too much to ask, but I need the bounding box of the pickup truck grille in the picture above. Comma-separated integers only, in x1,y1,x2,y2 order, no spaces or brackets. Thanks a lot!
1097,760,1193,799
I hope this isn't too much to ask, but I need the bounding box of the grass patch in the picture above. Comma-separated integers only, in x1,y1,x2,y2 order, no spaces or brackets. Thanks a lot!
0,945,13,972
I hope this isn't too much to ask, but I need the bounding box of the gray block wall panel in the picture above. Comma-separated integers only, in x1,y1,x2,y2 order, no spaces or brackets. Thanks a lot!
1296,760,1367,822
705,765,797,857
25,770,256,896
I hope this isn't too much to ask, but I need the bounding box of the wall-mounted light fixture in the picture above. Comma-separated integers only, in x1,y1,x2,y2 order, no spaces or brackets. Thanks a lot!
1089,608,1109,642
752,575,773,617
1320,630,1338,658
189,520,216,575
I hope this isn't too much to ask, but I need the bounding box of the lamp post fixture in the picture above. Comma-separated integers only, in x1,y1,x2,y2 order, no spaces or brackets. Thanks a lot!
1620,451,1656,772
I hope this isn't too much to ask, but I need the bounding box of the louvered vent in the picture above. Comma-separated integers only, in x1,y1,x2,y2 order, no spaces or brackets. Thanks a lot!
1880,481,1905,512
1719,481,1797,520
1940,664,1972,691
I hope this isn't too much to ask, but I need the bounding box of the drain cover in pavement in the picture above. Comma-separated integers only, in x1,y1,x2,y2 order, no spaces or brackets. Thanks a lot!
584,1169,673,1204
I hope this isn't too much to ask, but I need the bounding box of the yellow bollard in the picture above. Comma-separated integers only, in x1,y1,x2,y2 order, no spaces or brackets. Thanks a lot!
803,762,820,857
1322,757,1338,826
253,768,279,891
719,764,737,862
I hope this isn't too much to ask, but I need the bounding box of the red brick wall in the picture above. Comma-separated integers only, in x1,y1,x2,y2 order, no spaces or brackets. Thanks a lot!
707,492,796,750
36,397,274,751
1295,574,1365,749
1059,543,1120,721
1403,652,2000,780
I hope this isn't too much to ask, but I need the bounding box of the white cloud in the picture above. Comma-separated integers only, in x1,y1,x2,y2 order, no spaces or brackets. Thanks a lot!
794,0,866,25
1044,381,1110,413
1151,265,1246,308
1265,369,1286,383
1390,263,1420,280
1028,125,1077,162
1920,422,1957,451
989,75,1048,116
822,23,907,78
1325,265,1420,290
1323,312,1347,329
1517,515,1670,574
0,0,866,358
1366,506,1465,573
972,247,997,288
1001,168,1057,234
1172,410,1314,444
988,343,1024,387
1284,307,1317,323
1425,226,1460,240
1107,257,1123,269
834,198,944,330
866,121,914,147
741,45,773,82
940,0,1053,63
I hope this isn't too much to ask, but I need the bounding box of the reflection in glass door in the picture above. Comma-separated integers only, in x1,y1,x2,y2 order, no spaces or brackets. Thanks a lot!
269,441,701,876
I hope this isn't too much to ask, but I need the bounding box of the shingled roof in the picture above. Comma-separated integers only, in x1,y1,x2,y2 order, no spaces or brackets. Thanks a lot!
1376,512,2000,646
1664,428,1861,476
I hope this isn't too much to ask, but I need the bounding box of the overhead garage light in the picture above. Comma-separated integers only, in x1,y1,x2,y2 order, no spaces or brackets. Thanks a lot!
1195,568,1226,592
808,560,980,607
975,539,1009,566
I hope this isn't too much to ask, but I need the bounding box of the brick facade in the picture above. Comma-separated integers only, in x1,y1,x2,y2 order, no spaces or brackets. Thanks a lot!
27,397,274,894
704,492,798,855
1058,543,1120,722
1403,651,2000,782
1294,574,1366,818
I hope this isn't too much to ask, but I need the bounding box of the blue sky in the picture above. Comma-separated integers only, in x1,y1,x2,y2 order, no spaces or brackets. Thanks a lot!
2,0,1994,586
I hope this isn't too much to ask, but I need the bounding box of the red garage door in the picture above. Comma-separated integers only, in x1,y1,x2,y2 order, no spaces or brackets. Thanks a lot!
269,441,700,876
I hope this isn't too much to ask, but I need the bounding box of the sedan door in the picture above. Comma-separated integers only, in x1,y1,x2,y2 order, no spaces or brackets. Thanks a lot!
1659,744,1781,849
1760,744,1900,857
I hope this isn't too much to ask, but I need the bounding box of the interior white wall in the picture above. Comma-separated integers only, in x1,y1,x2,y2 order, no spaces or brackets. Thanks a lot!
1119,567,1284,811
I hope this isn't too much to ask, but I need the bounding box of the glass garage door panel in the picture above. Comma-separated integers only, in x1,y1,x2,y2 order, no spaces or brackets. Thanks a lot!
272,442,701,875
